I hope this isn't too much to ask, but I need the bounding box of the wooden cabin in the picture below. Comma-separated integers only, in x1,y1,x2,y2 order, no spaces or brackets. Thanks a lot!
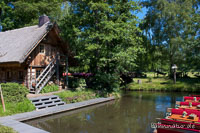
0,15,68,94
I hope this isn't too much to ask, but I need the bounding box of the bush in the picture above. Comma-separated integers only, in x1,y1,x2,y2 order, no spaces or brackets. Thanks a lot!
68,77,81,88
0,99,35,116
41,84,59,93
86,73,120,94
0,83,28,103
0,125,17,133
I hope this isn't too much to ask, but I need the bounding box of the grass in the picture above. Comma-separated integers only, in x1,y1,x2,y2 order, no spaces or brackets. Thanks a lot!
0,125,17,133
127,72,200,92
0,99,35,117
41,84,59,93
55,90,99,103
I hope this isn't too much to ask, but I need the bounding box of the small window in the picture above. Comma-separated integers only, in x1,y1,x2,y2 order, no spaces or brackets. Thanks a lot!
19,71,23,79
7,71,12,79
39,44,45,53
36,70,41,78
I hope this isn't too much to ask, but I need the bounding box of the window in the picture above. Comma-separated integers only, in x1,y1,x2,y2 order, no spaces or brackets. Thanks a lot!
19,71,23,79
36,70,41,78
39,44,45,53
7,71,12,79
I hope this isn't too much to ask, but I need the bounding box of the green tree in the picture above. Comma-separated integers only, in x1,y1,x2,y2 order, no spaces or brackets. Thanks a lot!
60,0,144,92
141,0,200,73
0,0,63,31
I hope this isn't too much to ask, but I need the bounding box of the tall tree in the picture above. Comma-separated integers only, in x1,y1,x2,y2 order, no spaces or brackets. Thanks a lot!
141,0,200,73
60,0,144,92
0,0,63,31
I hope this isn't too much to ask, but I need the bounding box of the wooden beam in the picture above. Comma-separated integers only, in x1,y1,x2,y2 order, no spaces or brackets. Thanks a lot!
0,63,21,67
56,53,59,85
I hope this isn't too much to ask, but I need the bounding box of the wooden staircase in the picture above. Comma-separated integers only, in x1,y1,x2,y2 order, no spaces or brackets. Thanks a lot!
30,58,56,94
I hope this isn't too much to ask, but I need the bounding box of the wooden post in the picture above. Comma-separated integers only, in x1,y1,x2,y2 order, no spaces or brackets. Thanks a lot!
66,56,68,88
0,85,6,112
174,69,176,84
30,66,32,89
56,53,59,85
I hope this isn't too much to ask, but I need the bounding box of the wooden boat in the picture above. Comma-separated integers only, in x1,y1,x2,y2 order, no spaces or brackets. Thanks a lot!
175,101,200,110
184,96,200,102
154,95,200,133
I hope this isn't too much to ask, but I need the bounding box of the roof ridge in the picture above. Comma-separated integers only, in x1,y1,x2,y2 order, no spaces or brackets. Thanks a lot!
0,25,38,33
0,22,50,33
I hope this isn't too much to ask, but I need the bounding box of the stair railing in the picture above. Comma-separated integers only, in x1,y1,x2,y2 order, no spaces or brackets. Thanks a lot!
35,58,56,93
36,58,56,82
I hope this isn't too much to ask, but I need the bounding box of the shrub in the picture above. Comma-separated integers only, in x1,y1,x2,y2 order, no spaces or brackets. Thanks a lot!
86,73,120,94
0,125,17,133
68,77,81,88
0,99,35,116
0,83,28,103
41,84,59,93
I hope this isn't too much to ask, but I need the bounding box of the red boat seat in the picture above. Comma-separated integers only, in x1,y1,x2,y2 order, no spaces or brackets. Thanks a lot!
184,96,200,101
180,102,200,106
171,108,200,118
190,95,200,97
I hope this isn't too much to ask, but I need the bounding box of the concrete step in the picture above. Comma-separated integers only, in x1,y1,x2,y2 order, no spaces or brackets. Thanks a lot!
30,95,59,101
29,95,65,110
36,101,65,110
29,91,36,94
33,99,61,106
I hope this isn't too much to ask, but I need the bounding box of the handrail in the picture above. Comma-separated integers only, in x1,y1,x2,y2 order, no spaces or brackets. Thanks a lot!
35,64,55,88
36,69,55,94
36,58,56,81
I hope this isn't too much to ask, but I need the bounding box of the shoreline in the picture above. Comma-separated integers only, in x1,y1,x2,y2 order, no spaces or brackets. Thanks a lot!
0,97,115,133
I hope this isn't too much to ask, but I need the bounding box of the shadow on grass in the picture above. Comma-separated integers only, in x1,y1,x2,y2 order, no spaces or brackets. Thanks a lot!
176,78,200,84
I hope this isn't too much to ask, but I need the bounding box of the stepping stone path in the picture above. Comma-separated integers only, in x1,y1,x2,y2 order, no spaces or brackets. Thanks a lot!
29,95,65,110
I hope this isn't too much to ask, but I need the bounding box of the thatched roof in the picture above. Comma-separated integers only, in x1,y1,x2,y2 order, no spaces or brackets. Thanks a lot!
0,22,53,63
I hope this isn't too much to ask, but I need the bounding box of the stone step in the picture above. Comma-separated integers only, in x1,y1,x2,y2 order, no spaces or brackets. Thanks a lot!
29,95,65,110
33,99,61,106
29,91,36,94
29,95,59,102
36,101,65,110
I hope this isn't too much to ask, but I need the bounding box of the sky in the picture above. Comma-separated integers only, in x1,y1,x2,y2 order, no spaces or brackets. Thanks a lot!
136,7,147,20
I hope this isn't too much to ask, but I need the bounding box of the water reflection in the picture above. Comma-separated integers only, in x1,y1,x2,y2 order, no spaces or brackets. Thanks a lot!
26,92,190,133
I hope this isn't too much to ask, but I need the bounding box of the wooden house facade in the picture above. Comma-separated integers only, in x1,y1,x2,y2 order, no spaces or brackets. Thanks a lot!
0,15,68,94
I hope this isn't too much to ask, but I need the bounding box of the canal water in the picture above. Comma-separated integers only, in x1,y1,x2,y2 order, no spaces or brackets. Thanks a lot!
26,91,190,133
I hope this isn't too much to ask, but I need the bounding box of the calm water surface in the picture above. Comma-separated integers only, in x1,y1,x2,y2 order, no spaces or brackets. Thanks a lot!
26,91,190,133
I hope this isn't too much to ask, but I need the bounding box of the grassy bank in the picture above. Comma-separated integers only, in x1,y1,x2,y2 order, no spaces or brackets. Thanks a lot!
55,90,99,103
0,99,35,117
55,89,120,103
0,83,35,116
0,125,17,133
127,77,200,92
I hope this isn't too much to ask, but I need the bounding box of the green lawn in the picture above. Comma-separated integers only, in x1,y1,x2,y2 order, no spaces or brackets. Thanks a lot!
127,75,200,92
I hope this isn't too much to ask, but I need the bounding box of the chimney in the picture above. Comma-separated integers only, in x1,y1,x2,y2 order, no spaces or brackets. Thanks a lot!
39,15,50,27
